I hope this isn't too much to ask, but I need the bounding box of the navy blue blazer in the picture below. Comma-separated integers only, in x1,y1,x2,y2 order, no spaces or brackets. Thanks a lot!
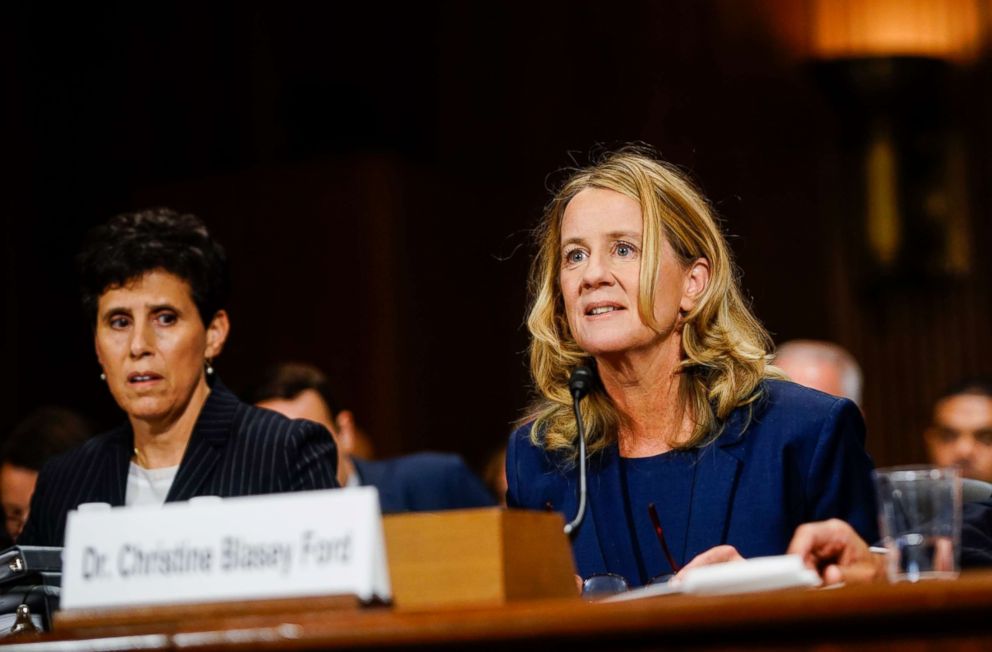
18,381,339,547
353,453,496,514
507,380,879,581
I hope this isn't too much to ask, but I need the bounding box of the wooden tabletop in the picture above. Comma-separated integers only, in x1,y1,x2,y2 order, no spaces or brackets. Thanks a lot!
8,570,992,651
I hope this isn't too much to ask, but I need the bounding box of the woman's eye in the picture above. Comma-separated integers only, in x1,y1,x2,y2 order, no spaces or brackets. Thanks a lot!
564,250,587,265
615,242,638,258
109,316,130,329
156,312,178,326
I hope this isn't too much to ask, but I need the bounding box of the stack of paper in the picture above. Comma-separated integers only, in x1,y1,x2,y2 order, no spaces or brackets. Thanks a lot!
602,554,821,603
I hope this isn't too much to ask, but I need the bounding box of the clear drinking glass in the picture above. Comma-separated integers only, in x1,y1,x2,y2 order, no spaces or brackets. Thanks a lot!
873,465,961,582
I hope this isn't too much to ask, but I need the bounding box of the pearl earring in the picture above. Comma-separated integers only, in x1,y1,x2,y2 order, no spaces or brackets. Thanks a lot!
205,360,214,376
99,372,106,381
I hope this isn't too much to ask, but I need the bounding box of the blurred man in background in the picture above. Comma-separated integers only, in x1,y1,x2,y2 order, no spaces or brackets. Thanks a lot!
924,378,992,483
483,445,508,507
1,407,93,541
252,362,495,513
774,339,863,407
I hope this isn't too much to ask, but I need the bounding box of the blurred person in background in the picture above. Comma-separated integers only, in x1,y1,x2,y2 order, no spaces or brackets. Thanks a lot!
18,209,339,547
924,377,992,483
254,362,496,513
483,445,508,506
1,407,93,541
773,340,863,408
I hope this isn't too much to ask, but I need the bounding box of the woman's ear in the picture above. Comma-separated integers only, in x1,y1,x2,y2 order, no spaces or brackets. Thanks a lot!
680,258,711,313
94,336,105,371
204,310,230,358
335,409,358,456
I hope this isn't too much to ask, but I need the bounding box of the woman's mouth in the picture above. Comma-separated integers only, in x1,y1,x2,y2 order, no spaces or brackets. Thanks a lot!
586,304,625,316
127,372,163,384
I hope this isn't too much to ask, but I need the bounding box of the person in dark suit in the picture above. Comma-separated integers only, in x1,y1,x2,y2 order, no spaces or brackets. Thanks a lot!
18,209,338,547
351,453,495,513
507,147,877,589
253,363,496,513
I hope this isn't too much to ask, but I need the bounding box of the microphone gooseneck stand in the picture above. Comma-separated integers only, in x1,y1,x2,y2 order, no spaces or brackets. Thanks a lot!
563,366,593,537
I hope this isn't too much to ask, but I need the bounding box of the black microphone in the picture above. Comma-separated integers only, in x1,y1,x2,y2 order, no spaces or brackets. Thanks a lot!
569,366,594,401
563,366,593,536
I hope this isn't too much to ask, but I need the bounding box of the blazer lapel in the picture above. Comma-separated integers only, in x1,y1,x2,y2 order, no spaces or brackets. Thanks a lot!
165,382,238,502
104,425,133,507
683,409,750,560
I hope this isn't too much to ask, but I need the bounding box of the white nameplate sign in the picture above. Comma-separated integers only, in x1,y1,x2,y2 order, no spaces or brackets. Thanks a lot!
60,487,390,610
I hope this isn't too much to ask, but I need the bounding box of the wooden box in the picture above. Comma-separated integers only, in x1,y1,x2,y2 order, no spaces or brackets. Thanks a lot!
383,508,578,611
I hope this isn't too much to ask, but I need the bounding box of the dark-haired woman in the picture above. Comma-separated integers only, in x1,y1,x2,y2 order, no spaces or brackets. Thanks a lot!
19,208,338,547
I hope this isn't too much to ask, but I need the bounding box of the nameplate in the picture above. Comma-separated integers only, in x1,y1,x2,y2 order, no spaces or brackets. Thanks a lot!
60,487,390,610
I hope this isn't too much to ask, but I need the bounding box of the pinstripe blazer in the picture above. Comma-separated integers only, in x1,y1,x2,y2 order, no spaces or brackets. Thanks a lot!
18,380,339,547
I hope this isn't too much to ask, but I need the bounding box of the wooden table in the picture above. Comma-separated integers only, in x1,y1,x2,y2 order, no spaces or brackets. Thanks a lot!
7,571,992,651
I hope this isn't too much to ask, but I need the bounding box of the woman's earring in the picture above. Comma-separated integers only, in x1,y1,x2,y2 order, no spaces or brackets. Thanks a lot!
99,372,107,381
205,360,214,376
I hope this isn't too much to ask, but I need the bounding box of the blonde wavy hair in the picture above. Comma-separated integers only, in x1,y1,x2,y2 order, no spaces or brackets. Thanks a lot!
522,147,781,458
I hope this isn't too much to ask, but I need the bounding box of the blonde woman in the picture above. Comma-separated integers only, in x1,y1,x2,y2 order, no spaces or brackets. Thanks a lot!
506,148,877,589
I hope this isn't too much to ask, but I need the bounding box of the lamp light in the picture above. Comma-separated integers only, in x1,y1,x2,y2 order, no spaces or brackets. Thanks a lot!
809,0,982,280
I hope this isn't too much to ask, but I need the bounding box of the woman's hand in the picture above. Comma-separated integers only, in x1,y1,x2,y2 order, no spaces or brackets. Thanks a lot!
673,544,744,581
786,518,884,586
669,520,884,588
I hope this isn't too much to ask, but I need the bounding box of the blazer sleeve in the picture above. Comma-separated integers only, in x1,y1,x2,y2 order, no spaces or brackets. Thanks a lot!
962,500,992,568
439,455,497,508
283,419,339,491
804,398,879,544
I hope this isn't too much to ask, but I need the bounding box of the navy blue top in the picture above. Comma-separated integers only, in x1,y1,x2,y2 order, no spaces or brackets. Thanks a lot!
507,380,879,585
617,451,697,584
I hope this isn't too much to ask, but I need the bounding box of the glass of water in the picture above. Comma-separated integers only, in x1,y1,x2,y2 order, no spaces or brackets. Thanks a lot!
873,466,962,582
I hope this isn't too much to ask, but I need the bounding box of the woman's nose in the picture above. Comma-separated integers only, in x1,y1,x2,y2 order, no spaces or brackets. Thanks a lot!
129,321,154,358
581,251,613,288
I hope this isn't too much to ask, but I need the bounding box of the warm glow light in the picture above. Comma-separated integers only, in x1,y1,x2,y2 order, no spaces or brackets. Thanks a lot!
813,0,983,59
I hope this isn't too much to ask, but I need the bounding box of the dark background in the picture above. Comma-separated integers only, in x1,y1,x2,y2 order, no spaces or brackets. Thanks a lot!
2,1,990,472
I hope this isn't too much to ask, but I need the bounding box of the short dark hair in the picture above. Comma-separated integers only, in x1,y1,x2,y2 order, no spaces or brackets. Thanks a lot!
251,363,340,418
937,376,992,403
2,407,93,471
77,208,230,326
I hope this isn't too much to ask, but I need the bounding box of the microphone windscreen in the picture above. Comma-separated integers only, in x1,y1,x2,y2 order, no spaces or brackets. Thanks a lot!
569,366,594,400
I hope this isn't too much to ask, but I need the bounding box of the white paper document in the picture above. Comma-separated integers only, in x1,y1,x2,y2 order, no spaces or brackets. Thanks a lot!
602,554,821,603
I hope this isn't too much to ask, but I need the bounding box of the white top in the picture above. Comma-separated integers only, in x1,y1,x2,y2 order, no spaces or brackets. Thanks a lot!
125,462,180,507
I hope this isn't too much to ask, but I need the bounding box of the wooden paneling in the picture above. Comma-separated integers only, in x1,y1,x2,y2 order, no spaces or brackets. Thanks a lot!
2,1,991,473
